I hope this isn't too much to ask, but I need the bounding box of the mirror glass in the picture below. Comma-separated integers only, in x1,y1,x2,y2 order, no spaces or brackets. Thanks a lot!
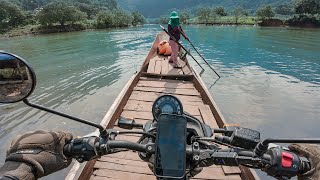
0,52,36,103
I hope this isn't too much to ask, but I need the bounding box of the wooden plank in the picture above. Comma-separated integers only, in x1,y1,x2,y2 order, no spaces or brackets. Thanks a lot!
154,60,162,74
178,59,192,75
128,95,204,107
161,58,169,74
123,99,153,112
121,110,153,120
129,91,203,103
198,104,219,129
93,162,152,175
93,169,156,180
133,86,200,96
168,62,174,73
167,65,183,75
137,80,195,89
184,105,201,116
123,100,201,116
222,166,242,175
103,151,142,161
147,57,156,73
193,166,241,180
96,157,148,167
91,176,115,180
177,58,186,67
115,134,141,142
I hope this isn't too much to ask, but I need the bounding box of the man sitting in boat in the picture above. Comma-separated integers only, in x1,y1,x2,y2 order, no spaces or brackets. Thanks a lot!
168,11,189,68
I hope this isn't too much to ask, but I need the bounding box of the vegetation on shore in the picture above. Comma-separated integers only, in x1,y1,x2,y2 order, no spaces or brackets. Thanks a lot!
1,0,319,38
0,0,145,37
156,0,320,27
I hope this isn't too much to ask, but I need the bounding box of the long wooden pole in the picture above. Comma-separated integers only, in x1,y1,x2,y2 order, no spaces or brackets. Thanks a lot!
160,25,204,71
177,28,221,78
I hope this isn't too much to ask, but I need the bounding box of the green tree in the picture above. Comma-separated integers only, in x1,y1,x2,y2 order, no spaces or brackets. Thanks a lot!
94,0,117,11
197,7,211,24
96,11,113,28
75,3,98,19
21,0,39,10
275,3,294,15
0,0,25,29
233,7,245,24
214,7,227,16
131,11,145,26
112,10,132,27
295,0,320,15
37,2,86,26
210,8,219,23
256,6,275,20
180,9,191,24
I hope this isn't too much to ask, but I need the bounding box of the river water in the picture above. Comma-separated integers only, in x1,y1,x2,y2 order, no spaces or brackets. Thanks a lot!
0,24,319,179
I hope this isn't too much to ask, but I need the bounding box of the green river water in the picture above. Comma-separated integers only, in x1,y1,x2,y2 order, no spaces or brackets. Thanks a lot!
0,24,319,179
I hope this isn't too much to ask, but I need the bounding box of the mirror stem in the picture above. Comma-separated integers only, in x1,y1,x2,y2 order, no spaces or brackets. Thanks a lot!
23,99,105,133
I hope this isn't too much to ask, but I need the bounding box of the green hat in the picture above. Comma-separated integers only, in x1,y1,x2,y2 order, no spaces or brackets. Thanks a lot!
170,11,179,19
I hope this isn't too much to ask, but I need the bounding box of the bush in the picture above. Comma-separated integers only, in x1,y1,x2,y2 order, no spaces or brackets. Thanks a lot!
287,14,320,27
95,10,132,28
0,0,26,30
37,2,87,26
295,0,320,15
256,6,275,20
214,7,227,16
96,11,114,28
112,10,132,27
75,3,98,19
131,11,145,26
180,10,191,24
197,7,211,24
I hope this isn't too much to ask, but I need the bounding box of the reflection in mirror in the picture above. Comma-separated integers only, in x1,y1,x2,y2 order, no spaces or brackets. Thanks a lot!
0,53,35,103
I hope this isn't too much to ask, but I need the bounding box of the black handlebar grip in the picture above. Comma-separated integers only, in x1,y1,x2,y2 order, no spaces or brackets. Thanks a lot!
63,142,72,158
299,158,311,174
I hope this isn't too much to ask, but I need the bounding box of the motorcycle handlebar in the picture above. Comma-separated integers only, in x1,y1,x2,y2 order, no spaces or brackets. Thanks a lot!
64,137,311,178
107,140,147,152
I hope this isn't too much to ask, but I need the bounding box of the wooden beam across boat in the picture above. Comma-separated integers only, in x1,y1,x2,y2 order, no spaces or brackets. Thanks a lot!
66,32,258,180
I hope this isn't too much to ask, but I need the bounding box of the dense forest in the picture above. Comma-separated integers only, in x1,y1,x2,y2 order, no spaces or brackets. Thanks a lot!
118,0,293,18
0,0,319,37
0,0,145,35
119,0,319,27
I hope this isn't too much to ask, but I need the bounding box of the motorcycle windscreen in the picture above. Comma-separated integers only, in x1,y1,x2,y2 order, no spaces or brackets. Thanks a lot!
154,114,187,179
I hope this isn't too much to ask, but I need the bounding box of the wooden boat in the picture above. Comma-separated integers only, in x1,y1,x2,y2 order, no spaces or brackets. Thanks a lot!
66,32,258,180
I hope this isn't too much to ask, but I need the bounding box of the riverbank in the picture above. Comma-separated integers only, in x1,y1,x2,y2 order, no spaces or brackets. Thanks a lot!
0,24,90,38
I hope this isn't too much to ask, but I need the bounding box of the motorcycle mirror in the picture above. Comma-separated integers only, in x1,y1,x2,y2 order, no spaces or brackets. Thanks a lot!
0,52,36,103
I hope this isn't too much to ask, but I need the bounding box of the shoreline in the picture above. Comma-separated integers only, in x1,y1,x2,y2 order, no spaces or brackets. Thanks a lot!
1,22,319,39
0,23,145,39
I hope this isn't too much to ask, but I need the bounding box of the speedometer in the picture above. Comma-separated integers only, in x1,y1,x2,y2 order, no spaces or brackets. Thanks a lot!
152,95,183,121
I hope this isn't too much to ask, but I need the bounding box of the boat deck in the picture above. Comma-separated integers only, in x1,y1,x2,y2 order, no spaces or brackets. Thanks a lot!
88,60,242,180
146,55,192,75
69,32,255,180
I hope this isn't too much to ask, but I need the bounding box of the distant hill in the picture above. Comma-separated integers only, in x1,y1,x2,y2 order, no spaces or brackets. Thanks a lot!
118,0,293,18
